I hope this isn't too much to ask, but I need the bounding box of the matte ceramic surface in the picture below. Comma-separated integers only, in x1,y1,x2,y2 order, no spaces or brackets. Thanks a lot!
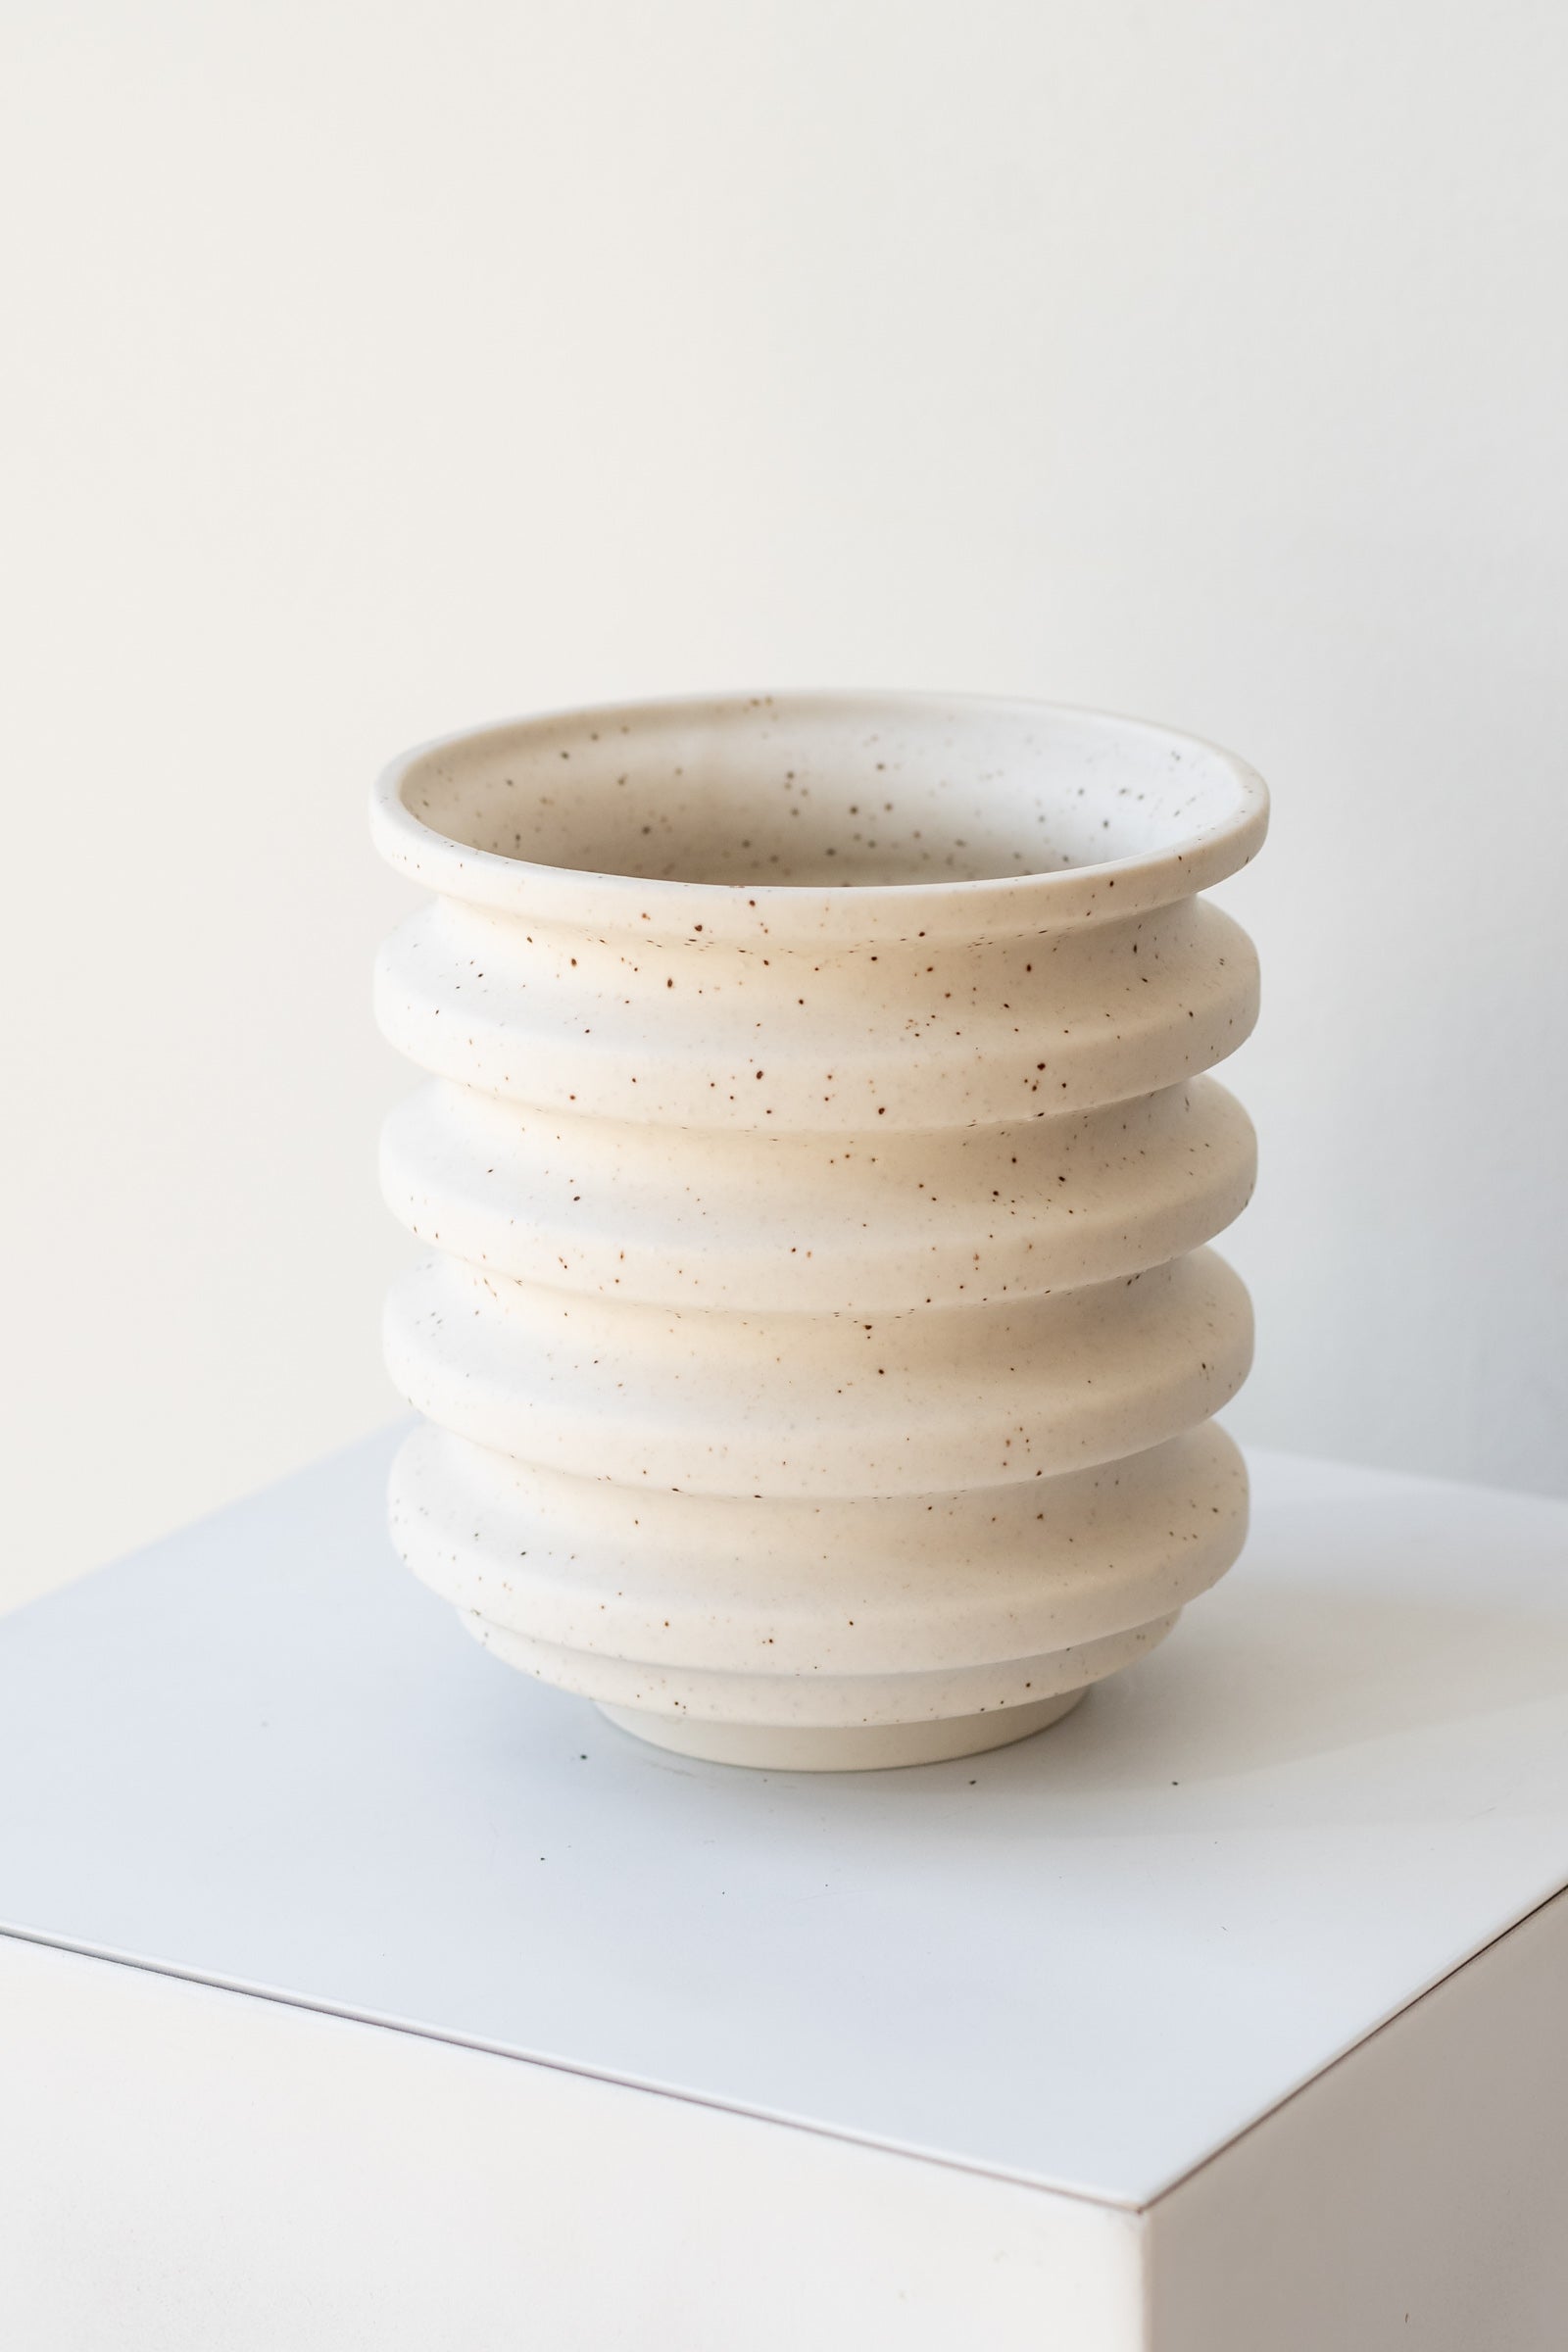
371,693,1268,1765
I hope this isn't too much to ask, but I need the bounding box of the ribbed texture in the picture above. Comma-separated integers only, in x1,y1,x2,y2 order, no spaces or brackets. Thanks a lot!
374,694,1265,1767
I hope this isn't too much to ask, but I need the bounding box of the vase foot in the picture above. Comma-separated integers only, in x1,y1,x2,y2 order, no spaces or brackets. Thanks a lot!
595,1687,1087,1772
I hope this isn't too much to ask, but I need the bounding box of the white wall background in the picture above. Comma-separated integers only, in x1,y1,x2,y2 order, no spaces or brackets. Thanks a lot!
3,0,1564,1609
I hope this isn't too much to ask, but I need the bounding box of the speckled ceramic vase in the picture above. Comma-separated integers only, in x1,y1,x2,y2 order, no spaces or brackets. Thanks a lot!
372,692,1268,1770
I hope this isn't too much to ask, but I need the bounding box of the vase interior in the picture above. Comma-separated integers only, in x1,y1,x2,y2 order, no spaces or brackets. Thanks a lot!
396,694,1256,892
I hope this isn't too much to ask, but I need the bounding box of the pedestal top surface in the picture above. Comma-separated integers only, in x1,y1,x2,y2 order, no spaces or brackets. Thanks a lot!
4,1428,1567,2206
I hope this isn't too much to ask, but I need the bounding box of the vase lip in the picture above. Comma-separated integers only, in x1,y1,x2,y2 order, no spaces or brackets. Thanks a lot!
370,689,1268,943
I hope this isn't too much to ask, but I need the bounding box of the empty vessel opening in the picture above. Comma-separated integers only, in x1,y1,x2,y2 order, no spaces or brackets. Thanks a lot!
398,697,1253,891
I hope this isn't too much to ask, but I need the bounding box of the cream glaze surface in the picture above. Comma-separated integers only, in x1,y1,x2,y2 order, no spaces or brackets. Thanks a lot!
374,692,1267,1767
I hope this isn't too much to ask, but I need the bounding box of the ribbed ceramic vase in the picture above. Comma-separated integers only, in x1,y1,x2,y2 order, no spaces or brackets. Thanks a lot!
372,692,1267,1770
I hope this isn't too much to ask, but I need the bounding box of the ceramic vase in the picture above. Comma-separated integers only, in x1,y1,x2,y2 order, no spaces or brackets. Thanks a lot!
372,693,1268,1769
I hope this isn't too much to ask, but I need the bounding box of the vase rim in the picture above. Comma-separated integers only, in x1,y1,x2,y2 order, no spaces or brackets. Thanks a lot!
370,689,1268,942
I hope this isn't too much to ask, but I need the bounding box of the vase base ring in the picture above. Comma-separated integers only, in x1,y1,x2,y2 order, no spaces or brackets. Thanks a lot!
595,1687,1087,1773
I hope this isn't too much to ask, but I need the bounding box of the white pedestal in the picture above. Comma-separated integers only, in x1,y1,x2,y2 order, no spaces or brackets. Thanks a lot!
3,1431,1567,2349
